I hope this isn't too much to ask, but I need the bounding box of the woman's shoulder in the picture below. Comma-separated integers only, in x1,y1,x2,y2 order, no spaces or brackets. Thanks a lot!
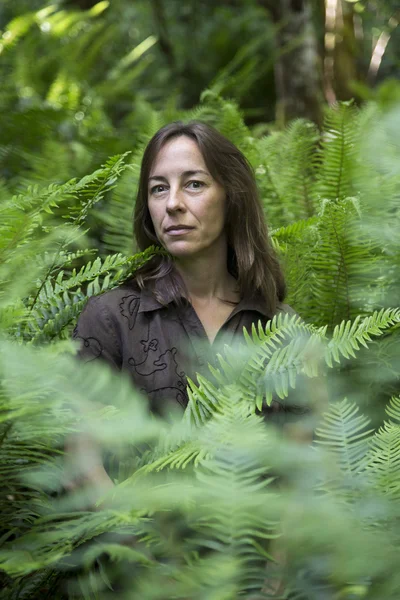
82,278,142,315
275,302,298,317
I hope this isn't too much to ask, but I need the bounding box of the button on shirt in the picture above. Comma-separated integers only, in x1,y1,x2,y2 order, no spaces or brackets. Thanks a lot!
72,278,294,414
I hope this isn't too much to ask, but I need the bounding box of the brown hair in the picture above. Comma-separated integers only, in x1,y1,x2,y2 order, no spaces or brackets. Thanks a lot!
133,121,286,316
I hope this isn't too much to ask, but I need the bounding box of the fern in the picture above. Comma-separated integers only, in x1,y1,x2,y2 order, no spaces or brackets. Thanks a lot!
385,395,400,423
257,120,319,223
183,309,400,428
96,167,138,255
316,101,360,203
0,87,399,598
137,388,280,596
23,247,164,343
0,153,130,265
315,399,373,476
365,421,400,499
69,153,131,226
362,396,400,499
326,308,400,367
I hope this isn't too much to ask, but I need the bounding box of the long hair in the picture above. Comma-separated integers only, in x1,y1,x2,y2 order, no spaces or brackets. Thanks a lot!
133,121,286,315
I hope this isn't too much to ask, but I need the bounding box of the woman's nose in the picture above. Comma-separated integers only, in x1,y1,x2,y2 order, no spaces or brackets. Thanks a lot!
166,187,185,212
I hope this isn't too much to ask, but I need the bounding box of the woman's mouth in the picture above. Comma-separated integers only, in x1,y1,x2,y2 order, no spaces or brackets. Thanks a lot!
165,227,194,236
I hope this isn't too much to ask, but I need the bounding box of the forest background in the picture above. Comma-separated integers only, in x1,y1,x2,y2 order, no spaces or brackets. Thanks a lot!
1,1,400,599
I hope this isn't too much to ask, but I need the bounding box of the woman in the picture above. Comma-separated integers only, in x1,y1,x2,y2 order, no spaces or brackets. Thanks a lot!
69,122,295,596
73,121,292,416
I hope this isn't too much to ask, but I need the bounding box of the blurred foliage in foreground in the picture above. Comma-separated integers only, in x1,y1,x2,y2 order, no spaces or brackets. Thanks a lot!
0,93,400,598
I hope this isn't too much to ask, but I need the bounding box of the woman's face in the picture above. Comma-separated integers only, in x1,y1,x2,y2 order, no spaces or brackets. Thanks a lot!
147,135,227,259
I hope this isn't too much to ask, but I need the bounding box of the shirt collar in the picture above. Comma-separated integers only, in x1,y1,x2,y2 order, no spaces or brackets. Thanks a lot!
231,295,272,318
138,285,177,313
138,284,271,318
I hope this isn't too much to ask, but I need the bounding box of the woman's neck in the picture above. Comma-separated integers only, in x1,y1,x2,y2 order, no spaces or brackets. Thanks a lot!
173,242,239,304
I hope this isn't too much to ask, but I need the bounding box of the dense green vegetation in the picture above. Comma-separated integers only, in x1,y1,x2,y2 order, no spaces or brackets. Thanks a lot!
1,94,399,599
1,1,400,599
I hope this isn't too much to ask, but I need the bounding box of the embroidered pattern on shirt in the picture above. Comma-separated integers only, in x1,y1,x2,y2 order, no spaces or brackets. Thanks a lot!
119,294,140,330
73,326,103,362
124,309,187,405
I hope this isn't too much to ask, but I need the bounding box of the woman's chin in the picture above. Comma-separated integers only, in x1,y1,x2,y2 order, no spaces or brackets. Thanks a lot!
166,243,196,258
170,251,196,260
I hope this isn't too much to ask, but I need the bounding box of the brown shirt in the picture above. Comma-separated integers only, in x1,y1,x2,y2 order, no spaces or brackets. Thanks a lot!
72,278,294,415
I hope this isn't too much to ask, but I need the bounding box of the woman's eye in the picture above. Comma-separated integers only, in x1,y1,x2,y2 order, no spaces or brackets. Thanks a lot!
187,180,204,190
151,185,167,194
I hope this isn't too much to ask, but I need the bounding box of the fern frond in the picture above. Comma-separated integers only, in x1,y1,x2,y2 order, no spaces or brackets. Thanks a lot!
83,542,154,569
186,310,400,423
305,197,386,326
196,91,255,158
315,399,373,475
217,314,322,409
271,216,317,242
188,391,280,594
0,511,129,576
69,152,131,226
0,153,130,265
97,137,157,255
326,308,400,367
271,218,317,315
134,441,209,476
386,396,400,423
97,167,137,255
364,420,400,498
264,119,319,221
316,101,359,202
27,295,86,344
23,247,164,342
146,388,280,595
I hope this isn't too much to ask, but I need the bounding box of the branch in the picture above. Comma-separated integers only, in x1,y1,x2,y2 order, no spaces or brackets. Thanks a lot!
367,14,399,83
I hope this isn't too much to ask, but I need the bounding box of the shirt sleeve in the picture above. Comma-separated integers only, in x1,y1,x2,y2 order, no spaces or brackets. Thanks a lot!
72,295,122,370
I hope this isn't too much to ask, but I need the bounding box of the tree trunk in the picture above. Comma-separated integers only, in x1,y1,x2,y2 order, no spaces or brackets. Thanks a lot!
261,0,324,126
333,1,359,100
